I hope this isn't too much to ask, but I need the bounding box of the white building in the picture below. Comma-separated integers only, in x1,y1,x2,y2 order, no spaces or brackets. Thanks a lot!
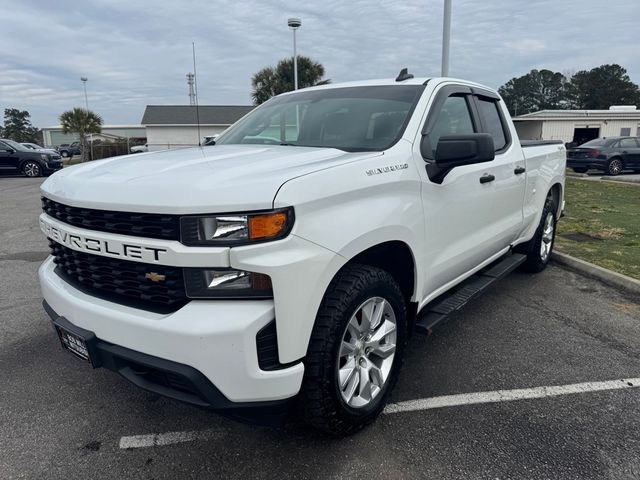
513,106,640,146
141,105,254,151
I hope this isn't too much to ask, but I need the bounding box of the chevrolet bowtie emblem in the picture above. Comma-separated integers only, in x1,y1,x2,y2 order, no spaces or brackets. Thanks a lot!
145,272,166,282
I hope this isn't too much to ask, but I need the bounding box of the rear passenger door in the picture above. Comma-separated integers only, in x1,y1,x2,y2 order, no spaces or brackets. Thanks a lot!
470,90,527,243
617,137,640,167
416,84,526,297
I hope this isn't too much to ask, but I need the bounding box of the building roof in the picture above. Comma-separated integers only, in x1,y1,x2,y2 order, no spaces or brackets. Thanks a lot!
141,105,254,126
514,108,640,121
42,124,146,130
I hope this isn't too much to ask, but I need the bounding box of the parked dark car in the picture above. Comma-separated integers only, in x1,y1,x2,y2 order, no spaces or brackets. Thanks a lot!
567,136,640,175
0,139,63,177
58,141,82,158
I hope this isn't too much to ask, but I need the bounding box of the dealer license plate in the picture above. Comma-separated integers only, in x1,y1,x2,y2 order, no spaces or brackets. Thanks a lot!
55,324,91,362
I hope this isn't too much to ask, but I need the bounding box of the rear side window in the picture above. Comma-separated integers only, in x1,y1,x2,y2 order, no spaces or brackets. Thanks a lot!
618,137,638,148
476,98,508,151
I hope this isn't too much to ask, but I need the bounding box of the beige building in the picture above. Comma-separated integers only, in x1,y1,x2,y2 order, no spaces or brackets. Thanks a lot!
141,105,254,151
513,106,640,146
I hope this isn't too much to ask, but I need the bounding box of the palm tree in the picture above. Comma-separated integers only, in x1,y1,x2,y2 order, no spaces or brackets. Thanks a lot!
251,56,330,105
59,108,103,161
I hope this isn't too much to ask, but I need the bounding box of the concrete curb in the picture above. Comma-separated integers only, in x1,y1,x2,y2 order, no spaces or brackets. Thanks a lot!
602,177,640,186
552,251,640,296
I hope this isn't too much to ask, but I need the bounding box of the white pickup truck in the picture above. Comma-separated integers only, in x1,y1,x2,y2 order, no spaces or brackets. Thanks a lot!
38,71,565,435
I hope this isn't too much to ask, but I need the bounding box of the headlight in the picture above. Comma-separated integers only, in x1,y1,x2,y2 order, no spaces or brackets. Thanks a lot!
40,154,49,160
184,268,273,298
180,208,294,246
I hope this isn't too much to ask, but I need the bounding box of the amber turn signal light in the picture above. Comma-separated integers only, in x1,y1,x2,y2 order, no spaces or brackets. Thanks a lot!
249,212,289,240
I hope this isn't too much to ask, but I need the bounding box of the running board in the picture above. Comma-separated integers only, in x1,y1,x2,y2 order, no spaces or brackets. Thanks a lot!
415,253,526,335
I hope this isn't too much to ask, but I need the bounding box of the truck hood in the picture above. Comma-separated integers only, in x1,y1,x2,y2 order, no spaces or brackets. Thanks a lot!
41,145,381,213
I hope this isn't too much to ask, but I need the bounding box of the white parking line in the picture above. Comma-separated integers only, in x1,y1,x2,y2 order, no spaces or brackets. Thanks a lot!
118,377,640,449
383,377,640,414
119,428,219,449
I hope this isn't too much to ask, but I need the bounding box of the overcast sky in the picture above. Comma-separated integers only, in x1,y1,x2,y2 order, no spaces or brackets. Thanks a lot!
1,0,638,127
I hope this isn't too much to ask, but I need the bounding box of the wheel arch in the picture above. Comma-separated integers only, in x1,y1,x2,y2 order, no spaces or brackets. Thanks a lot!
19,158,44,174
323,240,419,336
348,240,417,303
549,182,563,218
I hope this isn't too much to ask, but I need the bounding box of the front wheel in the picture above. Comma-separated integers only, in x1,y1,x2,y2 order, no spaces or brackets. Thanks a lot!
300,264,406,436
515,196,557,273
22,161,42,177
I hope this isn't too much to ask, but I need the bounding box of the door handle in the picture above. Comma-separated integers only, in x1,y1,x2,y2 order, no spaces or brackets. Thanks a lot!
479,173,495,184
514,166,526,175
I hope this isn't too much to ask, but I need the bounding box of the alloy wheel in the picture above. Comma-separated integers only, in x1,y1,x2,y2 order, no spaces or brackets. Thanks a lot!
539,212,554,262
23,162,41,177
337,296,397,409
609,159,622,175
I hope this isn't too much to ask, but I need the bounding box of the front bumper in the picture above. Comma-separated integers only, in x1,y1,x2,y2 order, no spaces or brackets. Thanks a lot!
38,256,304,404
44,161,63,174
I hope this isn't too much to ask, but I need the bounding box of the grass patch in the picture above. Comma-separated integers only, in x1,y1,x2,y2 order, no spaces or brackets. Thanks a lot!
556,178,640,279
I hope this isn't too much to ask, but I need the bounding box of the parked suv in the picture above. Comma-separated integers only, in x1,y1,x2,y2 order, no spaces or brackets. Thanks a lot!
567,136,640,175
0,139,62,177
58,141,82,158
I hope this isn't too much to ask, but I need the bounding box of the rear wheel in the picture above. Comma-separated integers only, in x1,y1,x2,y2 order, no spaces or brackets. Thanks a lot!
572,167,588,173
607,158,623,176
22,161,42,177
60,151,69,158
515,196,556,273
301,264,406,436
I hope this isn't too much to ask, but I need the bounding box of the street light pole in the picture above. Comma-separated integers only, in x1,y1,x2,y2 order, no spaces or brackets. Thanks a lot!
80,77,89,110
288,18,301,90
441,0,452,77
80,77,92,161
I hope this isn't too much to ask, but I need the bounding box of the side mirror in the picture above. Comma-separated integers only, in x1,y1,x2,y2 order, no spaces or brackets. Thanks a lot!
434,133,495,168
1,148,15,154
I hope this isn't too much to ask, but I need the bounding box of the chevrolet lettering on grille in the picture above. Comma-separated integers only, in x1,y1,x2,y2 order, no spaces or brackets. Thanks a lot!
40,217,167,262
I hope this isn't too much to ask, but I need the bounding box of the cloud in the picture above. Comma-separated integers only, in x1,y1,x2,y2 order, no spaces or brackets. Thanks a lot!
1,0,638,127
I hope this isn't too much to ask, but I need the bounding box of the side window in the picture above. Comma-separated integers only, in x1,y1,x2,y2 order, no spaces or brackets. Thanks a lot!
428,95,475,153
618,137,637,148
476,98,507,151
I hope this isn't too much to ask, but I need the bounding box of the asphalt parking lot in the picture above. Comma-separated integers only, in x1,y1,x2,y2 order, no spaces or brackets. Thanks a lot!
2,176,640,480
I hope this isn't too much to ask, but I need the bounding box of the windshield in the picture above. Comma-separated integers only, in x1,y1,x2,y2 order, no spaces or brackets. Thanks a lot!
23,143,41,149
3,139,30,152
216,85,425,152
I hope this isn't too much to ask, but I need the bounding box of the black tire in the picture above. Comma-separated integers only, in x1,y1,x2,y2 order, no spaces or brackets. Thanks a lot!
572,167,588,173
515,196,557,273
607,157,623,176
300,264,407,436
22,161,42,177
60,151,69,158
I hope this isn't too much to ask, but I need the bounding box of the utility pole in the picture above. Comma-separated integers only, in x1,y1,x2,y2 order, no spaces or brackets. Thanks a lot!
441,0,452,77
